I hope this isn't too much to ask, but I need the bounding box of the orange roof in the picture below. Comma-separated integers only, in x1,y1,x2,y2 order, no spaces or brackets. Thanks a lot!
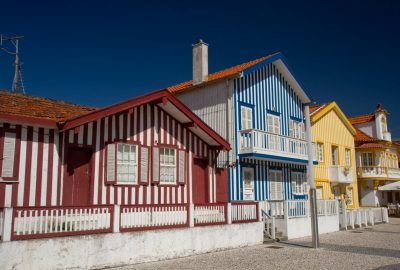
167,53,278,93
356,143,387,149
309,103,328,115
354,127,375,143
0,90,96,122
348,113,375,125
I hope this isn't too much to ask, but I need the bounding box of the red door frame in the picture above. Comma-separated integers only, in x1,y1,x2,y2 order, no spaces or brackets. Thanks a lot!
192,156,209,204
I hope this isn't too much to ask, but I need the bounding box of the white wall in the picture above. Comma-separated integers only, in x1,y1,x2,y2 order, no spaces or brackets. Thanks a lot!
286,215,339,239
0,222,263,270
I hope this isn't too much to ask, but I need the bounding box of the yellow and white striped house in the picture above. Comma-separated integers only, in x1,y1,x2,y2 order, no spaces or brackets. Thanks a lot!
310,102,359,208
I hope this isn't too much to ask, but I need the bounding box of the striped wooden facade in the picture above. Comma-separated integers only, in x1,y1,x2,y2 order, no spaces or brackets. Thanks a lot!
0,103,222,208
231,63,308,201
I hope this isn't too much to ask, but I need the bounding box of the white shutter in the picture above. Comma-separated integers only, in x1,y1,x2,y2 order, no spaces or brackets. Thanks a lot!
152,147,159,184
270,176,277,200
247,108,252,129
289,120,294,137
276,171,283,200
178,150,186,184
2,132,16,177
267,116,273,132
106,143,116,183
274,116,280,134
241,107,247,129
291,172,297,195
140,146,149,184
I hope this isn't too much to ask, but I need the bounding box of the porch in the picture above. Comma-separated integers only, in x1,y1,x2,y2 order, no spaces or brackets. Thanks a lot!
358,166,400,179
0,201,259,242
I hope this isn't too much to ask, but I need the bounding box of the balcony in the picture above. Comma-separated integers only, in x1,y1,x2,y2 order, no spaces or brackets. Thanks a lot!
328,166,353,184
239,129,311,162
358,166,400,179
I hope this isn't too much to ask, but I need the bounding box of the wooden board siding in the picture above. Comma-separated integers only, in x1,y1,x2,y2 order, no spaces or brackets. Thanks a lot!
0,104,221,207
311,108,359,208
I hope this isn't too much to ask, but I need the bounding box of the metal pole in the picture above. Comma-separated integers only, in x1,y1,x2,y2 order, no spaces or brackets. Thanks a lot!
12,39,20,93
304,104,319,248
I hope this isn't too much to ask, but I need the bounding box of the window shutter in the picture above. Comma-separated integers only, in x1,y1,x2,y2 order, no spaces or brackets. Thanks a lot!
291,172,296,195
289,120,294,137
178,150,186,185
276,179,283,200
106,143,116,183
241,107,246,129
268,116,273,132
270,180,277,200
274,117,280,134
152,147,160,184
2,132,16,178
140,146,149,185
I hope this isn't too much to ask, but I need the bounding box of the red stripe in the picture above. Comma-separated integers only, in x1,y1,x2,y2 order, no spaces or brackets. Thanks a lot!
73,128,78,144
129,109,134,141
143,106,147,146
163,111,167,144
46,129,55,206
137,106,141,144
98,119,104,204
23,127,33,206
83,124,88,145
115,114,120,140
0,184,5,207
106,117,112,204
57,132,64,205
35,128,44,206
11,125,22,207
90,121,97,204
123,113,128,141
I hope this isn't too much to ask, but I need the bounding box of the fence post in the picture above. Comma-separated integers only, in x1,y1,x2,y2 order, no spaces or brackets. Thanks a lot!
258,201,263,222
227,203,232,224
382,207,389,223
350,211,355,229
283,200,289,237
341,200,347,230
189,204,195,227
113,205,120,233
2,207,13,242
370,209,374,226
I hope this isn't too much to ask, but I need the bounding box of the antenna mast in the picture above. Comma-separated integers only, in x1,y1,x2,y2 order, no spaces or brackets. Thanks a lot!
1,34,25,94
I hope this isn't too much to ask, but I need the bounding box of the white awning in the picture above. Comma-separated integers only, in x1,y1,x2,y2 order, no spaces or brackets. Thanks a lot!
378,181,400,191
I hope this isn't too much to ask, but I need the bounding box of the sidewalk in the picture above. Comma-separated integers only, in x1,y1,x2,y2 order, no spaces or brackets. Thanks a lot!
111,218,400,270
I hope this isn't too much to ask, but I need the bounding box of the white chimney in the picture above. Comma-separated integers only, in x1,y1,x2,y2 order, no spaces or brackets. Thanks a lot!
192,39,208,85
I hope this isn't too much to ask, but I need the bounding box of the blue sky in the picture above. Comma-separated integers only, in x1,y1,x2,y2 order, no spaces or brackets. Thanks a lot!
1,1,399,136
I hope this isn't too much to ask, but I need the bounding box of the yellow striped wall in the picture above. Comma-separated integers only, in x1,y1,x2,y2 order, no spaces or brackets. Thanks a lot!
312,107,359,208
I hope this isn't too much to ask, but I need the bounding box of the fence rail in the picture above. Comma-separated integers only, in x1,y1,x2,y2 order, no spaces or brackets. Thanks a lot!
259,200,284,218
11,205,113,240
120,204,188,231
194,204,226,226
287,200,308,218
231,202,258,223
317,200,338,216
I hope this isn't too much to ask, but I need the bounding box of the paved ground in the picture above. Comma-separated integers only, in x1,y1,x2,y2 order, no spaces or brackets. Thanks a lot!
113,218,400,270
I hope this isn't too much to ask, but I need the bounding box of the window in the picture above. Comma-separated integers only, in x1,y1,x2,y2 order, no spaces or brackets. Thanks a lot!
243,167,254,200
289,120,305,140
160,148,176,184
331,145,339,166
346,188,353,205
316,142,324,162
361,152,373,167
1,131,18,180
116,143,138,184
345,148,351,166
269,170,283,200
267,115,280,134
241,106,253,130
292,172,307,195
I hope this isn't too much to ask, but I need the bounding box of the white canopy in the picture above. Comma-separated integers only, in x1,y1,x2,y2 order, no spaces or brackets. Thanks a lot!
378,181,400,191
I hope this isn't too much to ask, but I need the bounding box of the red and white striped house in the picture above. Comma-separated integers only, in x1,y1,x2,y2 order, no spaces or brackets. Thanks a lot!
0,89,257,241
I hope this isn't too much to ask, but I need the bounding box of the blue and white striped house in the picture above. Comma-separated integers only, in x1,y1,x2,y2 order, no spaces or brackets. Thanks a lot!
169,40,313,204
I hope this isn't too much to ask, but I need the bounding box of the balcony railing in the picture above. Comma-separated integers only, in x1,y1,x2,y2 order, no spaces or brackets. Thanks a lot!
239,129,311,160
328,166,353,184
358,166,400,179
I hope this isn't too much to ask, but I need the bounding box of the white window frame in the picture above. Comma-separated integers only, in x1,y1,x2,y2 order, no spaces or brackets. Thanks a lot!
361,152,373,167
267,114,280,134
345,148,351,166
116,143,138,184
292,171,307,195
241,105,253,130
331,145,339,166
316,142,324,162
269,169,283,200
160,147,177,185
290,120,305,140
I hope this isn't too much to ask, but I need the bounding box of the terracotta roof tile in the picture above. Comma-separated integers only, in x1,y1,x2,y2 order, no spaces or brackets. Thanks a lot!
356,143,387,149
310,103,329,115
167,53,278,93
354,127,375,143
348,113,375,125
0,90,96,121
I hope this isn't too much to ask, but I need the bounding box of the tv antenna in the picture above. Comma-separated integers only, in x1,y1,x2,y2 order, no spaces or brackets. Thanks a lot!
1,34,26,94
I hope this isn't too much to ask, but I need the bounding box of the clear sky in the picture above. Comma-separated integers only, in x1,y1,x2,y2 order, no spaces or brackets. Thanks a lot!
1,1,399,136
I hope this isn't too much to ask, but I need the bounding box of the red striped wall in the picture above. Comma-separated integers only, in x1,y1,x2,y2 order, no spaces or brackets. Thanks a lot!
0,103,220,207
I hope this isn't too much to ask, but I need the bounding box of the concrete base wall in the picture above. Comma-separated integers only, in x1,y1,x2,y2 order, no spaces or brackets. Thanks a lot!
0,222,263,270
286,215,339,239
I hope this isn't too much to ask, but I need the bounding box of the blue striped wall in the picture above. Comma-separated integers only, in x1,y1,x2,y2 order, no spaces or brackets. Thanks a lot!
229,63,307,201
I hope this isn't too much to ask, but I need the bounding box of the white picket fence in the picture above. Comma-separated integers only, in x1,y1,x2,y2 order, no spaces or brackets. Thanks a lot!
287,200,308,218
259,200,284,217
231,203,258,223
339,201,389,230
12,206,113,240
194,204,226,225
317,200,338,216
120,205,188,231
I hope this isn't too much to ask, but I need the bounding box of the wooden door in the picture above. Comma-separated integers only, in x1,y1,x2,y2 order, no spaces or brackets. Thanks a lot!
63,147,92,206
243,167,254,200
192,158,208,204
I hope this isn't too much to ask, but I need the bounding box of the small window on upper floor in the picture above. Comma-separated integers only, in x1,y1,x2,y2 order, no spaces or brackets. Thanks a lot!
241,106,253,130
316,142,324,163
289,120,305,140
331,145,339,166
267,115,280,134
345,148,351,166
361,152,373,167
